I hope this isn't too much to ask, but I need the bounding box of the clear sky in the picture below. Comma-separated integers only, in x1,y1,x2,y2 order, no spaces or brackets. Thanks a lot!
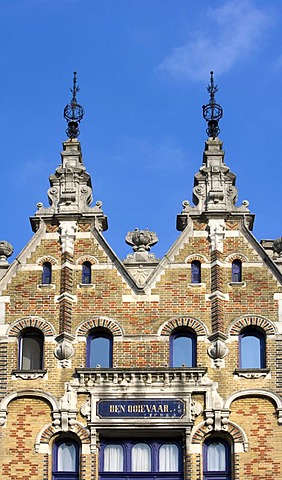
0,0,281,261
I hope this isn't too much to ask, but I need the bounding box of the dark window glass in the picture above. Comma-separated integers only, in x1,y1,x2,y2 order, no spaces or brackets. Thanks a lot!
203,438,231,480
53,437,79,480
87,329,113,368
231,259,242,282
239,327,266,368
170,329,196,367
19,329,44,370
82,261,92,284
42,262,52,284
191,260,201,283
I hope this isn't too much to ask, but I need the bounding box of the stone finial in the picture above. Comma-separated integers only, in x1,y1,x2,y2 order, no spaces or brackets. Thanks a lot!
0,241,13,266
273,237,282,257
125,228,158,252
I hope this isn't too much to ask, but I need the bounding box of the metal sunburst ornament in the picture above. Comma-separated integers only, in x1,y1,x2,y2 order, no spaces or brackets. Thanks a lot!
64,71,84,139
202,71,223,138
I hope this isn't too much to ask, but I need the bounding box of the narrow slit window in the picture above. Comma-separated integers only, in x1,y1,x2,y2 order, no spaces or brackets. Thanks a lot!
82,261,92,284
191,260,201,283
42,262,52,285
231,259,242,282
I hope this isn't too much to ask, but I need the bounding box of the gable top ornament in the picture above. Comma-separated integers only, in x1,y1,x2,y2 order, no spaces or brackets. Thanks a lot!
64,71,84,139
202,71,223,139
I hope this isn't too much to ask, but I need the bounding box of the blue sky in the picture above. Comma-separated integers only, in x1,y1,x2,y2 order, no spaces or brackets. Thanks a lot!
0,0,281,261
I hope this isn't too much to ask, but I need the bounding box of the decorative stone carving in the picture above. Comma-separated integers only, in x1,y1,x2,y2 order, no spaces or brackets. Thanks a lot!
0,241,13,266
54,333,75,368
234,368,270,379
273,237,282,257
11,370,47,380
191,399,202,420
126,228,158,252
59,221,77,254
208,338,229,368
80,398,91,420
59,383,78,431
207,219,226,252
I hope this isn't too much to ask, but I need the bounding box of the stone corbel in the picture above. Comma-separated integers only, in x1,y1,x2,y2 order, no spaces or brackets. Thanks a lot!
205,408,229,431
208,333,229,369
90,427,98,453
54,332,75,368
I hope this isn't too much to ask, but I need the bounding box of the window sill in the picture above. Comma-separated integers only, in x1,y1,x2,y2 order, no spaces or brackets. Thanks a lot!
234,368,270,379
228,281,246,287
188,283,206,288
78,283,95,288
38,283,56,289
12,369,47,380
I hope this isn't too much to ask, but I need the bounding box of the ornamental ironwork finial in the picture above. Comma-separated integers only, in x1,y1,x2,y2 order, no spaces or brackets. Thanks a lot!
202,71,223,138
64,71,84,139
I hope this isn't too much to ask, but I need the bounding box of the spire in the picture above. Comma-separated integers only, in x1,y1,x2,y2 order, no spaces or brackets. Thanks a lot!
202,71,223,138
30,73,108,232
176,72,254,232
64,72,84,139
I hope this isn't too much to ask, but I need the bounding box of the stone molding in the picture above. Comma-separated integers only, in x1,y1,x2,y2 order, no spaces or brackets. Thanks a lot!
8,316,55,337
229,315,276,336
36,256,59,266
76,255,98,265
159,316,208,336
191,420,248,451
224,389,282,424
185,254,209,263
76,316,123,337
225,252,249,263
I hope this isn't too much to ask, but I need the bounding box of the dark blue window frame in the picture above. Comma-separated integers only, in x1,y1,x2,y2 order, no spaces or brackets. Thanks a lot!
99,440,183,480
203,438,231,480
170,328,197,367
87,329,113,368
19,328,44,370
52,437,80,480
191,260,201,284
239,327,266,369
82,261,92,284
42,262,52,285
231,259,242,282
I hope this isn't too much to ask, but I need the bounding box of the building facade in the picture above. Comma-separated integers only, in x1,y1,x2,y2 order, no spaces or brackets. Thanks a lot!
0,73,282,480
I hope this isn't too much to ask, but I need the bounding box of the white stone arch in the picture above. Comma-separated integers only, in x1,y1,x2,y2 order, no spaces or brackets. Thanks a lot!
190,419,248,453
224,389,282,411
35,421,91,454
0,389,59,427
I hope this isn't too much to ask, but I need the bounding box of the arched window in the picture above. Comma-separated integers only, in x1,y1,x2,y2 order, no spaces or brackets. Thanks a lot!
239,327,266,369
191,260,201,284
19,328,44,370
42,262,52,285
100,441,182,480
53,437,80,480
231,259,242,282
82,261,92,284
132,443,151,471
203,438,231,480
170,328,196,367
87,328,113,368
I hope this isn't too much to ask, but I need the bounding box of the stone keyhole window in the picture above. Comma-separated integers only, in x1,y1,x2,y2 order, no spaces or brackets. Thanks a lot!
19,328,44,370
231,259,242,282
191,260,201,283
52,436,80,480
42,261,52,284
82,261,92,284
